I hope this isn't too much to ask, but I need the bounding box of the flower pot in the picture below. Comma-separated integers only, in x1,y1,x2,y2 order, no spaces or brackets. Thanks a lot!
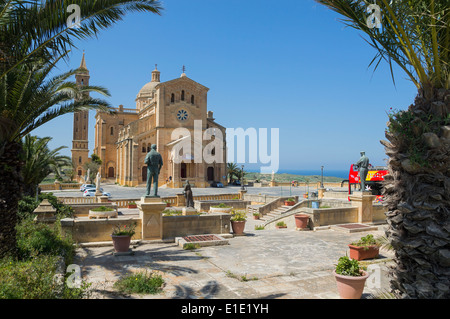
127,204,137,209
294,214,309,229
231,220,246,235
253,215,260,220
284,201,295,206
303,194,308,199
348,245,380,261
111,235,132,253
333,270,369,299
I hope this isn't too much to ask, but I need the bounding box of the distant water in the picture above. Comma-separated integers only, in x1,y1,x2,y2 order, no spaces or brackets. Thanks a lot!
248,169,349,179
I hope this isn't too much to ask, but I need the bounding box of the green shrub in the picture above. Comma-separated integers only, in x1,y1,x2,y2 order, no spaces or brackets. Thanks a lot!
90,206,114,212
0,256,90,299
212,203,231,208
16,218,76,264
18,193,73,221
230,210,247,221
113,270,164,295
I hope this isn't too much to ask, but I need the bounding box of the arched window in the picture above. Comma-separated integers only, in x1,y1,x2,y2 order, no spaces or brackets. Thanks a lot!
142,143,146,153
171,93,175,103
79,156,82,163
147,146,150,152
181,90,185,101
110,127,114,136
191,95,195,104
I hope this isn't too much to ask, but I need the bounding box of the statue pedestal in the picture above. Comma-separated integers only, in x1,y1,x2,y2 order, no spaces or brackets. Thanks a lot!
176,193,186,207
182,207,198,216
138,196,166,240
318,188,326,199
349,191,376,223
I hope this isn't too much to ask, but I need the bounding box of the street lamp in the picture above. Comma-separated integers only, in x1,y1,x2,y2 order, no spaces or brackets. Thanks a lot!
321,166,324,189
241,165,245,190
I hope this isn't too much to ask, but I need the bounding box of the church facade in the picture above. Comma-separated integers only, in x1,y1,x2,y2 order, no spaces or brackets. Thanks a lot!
72,55,227,188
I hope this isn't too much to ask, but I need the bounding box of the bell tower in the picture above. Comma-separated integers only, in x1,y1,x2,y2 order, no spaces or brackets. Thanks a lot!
71,52,90,179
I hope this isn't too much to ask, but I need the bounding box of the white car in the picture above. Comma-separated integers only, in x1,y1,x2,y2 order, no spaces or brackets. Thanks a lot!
83,189,111,197
80,184,95,192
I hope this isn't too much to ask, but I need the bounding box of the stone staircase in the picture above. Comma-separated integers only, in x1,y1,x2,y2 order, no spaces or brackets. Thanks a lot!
259,205,292,222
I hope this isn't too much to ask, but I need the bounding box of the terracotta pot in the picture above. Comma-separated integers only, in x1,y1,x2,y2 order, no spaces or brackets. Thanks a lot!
231,220,246,235
333,270,369,299
127,204,137,209
111,235,131,253
253,215,260,220
348,245,380,261
294,214,309,229
284,201,295,206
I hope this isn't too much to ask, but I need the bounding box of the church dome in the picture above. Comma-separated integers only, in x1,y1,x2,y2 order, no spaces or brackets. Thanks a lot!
137,81,158,97
137,66,160,97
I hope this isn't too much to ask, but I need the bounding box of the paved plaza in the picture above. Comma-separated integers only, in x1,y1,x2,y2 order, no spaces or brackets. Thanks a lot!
74,212,395,300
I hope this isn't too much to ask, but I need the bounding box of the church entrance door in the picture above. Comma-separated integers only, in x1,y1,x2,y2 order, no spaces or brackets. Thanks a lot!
207,167,214,181
142,166,147,182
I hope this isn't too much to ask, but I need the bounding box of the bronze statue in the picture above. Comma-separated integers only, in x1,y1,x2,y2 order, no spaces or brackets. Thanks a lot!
183,180,194,208
144,144,163,197
355,151,369,191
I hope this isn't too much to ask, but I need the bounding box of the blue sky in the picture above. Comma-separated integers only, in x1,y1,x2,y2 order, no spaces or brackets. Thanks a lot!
33,0,418,173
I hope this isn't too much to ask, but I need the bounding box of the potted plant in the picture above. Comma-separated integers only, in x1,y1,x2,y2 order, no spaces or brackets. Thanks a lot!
348,234,381,261
230,210,247,235
127,201,137,209
276,221,287,229
284,198,296,206
303,193,308,199
294,213,309,229
111,222,137,253
164,200,171,207
252,212,260,220
333,256,369,299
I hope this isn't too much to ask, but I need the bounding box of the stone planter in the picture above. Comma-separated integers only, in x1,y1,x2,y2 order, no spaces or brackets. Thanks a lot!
209,207,232,214
348,245,380,261
294,214,309,229
89,209,118,219
231,220,246,235
111,235,131,253
333,270,369,299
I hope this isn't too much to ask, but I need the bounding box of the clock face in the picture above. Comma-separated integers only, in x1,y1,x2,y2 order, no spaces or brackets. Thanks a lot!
176,109,188,121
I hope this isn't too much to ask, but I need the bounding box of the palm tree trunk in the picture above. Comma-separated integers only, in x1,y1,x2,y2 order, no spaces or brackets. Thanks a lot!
381,88,450,298
0,141,23,259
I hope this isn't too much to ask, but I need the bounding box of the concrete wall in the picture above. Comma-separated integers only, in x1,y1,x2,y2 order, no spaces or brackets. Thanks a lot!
162,213,231,239
61,217,141,243
61,213,231,243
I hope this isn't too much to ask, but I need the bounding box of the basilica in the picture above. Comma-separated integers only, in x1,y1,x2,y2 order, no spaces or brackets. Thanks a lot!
71,54,227,188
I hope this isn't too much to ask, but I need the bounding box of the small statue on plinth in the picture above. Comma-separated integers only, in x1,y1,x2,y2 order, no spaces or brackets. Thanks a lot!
183,180,194,208
355,151,370,191
144,144,163,197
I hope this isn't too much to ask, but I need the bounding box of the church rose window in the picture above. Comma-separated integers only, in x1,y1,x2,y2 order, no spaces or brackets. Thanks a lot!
177,109,188,121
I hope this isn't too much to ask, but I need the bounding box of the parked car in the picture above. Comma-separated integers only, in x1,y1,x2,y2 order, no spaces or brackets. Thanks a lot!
80,184,95,192
83,189,110,197
210,181,224,188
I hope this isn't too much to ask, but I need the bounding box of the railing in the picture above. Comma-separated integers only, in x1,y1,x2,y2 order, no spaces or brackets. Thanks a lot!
61,197,96,204
193,194,238,201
